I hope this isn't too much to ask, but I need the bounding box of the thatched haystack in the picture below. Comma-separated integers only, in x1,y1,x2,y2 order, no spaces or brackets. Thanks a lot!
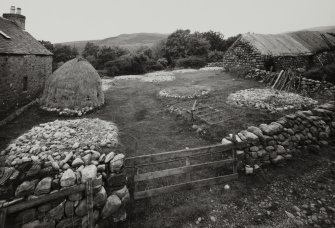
40,57,104,116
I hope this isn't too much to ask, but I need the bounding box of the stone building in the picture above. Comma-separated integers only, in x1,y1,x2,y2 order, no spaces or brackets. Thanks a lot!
0,6,53,119
223,31,335,71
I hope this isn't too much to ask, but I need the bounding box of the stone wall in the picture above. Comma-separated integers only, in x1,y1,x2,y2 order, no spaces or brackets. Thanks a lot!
223,39,335,72
312,50,335,67
0,151,128,228
221,102,335,172
223,39,265,70
0,54,52,120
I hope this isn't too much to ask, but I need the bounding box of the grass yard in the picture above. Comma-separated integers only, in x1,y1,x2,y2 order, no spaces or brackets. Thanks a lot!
1,69,331,228
0,70,280,155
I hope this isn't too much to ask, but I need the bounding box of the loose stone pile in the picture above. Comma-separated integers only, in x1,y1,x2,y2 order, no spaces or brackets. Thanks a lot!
40,106,94,116
227,88,318,112
0,118,128,227
220,102,335,172
159,85,211,99
3,118,119,166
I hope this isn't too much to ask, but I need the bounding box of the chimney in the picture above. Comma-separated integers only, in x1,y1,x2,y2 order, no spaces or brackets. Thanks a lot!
2,6,26,30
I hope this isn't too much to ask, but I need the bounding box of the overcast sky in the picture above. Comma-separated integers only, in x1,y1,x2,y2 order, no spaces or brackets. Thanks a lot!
1,0,335,43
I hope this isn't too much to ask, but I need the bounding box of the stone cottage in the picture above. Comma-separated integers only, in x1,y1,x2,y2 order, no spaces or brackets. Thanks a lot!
0,6,53,119
223,31,335,71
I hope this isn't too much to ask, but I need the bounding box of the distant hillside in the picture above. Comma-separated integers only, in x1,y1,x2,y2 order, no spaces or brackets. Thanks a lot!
58,33,169,53
305,25,335,34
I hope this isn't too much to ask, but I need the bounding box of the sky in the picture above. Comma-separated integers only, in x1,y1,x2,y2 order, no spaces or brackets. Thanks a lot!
1,0,335,43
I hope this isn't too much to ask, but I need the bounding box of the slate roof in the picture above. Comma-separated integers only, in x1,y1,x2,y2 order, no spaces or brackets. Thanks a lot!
241,31,335,56
0,17,52,55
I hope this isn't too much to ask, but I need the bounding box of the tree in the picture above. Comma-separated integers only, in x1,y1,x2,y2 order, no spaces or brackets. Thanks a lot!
200,31,226,51
186,33,210,56
82,42,100,58
52,44,78,71
163,29,191,64
39,40,54,53
163,29,210,65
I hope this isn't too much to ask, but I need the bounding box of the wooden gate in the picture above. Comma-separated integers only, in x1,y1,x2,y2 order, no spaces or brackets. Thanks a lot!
125,143,238,200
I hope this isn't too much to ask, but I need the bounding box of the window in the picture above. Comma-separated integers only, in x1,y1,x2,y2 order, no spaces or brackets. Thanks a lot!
0,30,11,39
23,77,28,91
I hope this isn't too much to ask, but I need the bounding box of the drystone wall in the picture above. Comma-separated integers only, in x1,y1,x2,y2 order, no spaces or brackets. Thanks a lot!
0,119,128,228
223,39,265,70
223,39,335,72
221,102,335,172
0,54,52,120
0,153,128,228
313,50,335,67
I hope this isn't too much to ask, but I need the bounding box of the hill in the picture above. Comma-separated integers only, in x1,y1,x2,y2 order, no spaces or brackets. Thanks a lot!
58,33,169,53
304,25,335,34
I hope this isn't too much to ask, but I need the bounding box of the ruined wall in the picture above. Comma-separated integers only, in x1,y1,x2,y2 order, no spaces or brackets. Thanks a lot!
0,54,52,120
221,103,335,172
223,39,265,70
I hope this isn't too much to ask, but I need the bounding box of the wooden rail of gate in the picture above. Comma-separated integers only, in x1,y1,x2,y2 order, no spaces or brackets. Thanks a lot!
125,142,238,201
0,179,94,228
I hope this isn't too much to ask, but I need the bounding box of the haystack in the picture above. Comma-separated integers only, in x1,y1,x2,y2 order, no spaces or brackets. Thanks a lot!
40,57,104,115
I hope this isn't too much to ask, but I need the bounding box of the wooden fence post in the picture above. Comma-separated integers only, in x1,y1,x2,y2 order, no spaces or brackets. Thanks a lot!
0,209,6,228
86,179,94,228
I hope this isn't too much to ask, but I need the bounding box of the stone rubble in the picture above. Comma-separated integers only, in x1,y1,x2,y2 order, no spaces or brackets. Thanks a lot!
0,118,128,227
159,85,211,99
227,88,318,112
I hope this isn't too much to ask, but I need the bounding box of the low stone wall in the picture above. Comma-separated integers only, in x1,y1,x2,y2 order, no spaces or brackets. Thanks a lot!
0,151,128,228
221,102,335,172
0,118,128,227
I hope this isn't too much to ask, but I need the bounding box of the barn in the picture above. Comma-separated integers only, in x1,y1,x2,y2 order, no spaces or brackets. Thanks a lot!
0,7,53,119
223,31,335,72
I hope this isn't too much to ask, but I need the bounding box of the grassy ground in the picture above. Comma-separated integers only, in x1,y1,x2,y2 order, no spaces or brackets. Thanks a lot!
122,146,335,228
1,70,332,227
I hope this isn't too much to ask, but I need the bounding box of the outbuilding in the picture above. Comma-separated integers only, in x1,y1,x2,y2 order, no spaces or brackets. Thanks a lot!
223,31,335,72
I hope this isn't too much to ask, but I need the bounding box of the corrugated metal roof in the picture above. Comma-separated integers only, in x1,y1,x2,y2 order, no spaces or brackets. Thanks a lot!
242,31,335,56
0,17,52,55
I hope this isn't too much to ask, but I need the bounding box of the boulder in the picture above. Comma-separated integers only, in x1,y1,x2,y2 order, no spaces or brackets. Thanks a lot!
47,200,65,221
68,192,82,201
110,154,125,173
105,152,115,163
82,154,91,165
272,155,285,164
15,180,38,197
240,130,259,143
75,199,87,216
65,201,74,217
80,165,97,183
101,195,122,219
35,177,52,195
72,157,84,167
94,186,107,208
247,126,265,139
276,145,286,154
259,123,282,135
221,138,233,146
113,186,130,204
60,169,76,187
